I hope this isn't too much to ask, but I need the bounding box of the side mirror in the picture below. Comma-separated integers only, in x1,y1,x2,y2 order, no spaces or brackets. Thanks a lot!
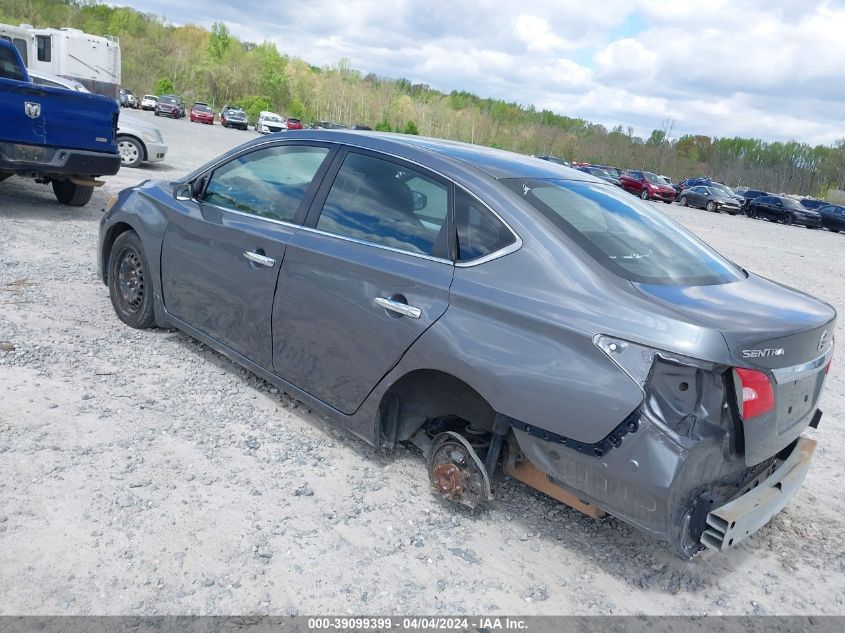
174,182,193,201
412,190,428,211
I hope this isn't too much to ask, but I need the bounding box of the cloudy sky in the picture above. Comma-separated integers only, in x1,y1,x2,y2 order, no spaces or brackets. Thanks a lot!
127,0,845,145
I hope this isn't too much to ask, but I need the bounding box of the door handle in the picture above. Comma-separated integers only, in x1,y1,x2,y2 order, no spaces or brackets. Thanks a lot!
243,250,275,267
374,297,421,319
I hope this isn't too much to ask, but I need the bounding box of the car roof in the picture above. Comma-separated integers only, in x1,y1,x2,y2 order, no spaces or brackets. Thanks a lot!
315,131,598,180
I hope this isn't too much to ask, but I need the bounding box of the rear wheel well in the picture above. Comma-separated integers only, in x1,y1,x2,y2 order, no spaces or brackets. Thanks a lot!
101,222,137,283
378,369,496,446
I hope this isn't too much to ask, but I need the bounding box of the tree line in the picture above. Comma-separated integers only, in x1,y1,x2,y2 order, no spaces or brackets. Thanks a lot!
3,0,844,197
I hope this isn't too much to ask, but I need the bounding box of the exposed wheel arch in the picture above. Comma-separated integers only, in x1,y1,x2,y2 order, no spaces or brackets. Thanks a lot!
377,369,496,446
100,221,139,284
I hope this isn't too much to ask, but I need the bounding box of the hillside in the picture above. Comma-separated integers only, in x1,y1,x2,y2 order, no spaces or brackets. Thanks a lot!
2,0,844,194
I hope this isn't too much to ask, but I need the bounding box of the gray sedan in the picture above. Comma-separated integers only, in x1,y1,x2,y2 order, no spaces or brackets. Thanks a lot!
678,185,742,214
98,131,835,558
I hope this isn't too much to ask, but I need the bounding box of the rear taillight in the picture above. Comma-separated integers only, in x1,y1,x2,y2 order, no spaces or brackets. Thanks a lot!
734,368,775,420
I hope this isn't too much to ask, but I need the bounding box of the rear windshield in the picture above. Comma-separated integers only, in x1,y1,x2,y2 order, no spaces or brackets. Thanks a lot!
0,45,25,81
502,179,745,286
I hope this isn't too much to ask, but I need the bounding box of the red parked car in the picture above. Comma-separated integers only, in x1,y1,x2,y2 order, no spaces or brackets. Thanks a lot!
284,117,303,130
190,102,214,124
619,170,677,203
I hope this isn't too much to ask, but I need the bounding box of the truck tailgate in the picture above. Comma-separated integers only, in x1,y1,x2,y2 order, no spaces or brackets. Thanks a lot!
0,82,118,154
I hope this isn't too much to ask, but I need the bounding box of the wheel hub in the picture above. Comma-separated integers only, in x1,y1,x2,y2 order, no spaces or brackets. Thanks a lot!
427,431,492,510
117,249,144,313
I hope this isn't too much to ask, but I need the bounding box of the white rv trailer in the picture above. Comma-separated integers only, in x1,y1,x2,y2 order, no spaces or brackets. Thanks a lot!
0,22,121,99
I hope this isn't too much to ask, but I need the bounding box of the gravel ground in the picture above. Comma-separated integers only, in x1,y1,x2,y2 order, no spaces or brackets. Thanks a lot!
1,112,844,615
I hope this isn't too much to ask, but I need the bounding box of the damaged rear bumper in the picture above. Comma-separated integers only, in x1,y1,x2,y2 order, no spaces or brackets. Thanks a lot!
701,436,816,551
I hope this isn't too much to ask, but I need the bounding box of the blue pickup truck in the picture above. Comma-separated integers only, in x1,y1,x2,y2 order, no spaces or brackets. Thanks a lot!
0,39,120,206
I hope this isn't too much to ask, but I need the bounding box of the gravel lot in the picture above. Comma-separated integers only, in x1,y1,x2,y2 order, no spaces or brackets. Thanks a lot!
1,111,844,616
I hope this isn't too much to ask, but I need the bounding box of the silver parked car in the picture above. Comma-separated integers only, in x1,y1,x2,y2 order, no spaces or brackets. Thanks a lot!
97,131,835,558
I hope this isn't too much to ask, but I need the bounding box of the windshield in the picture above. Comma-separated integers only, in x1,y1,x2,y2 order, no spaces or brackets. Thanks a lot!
782,198,805,211
144,95,157,101
228,109,245,116
265,114,282,122
643,172,664,185
710,183,735,197
194,104,211,112
160,95,178,104
501,178,745,286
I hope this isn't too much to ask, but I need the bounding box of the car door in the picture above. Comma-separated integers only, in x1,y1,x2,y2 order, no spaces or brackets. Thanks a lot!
271,148,454,414
686,186,703,207
160,142,336,369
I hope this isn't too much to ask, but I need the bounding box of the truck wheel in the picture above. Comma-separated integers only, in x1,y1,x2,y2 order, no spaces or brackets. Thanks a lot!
107,231,156,329
117,136,144,168
52,180,94,207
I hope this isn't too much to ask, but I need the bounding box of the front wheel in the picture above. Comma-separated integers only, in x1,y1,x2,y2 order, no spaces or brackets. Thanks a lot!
640,189,649,200
117,135,144,168
706,201,717,212
107,231,156,329
52,179,94,206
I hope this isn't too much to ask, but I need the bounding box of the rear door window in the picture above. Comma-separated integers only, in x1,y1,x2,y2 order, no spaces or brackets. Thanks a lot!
315,151,450,257
202,145,330,223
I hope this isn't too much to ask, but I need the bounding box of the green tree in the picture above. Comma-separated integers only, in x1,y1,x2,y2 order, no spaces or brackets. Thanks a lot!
374,120,392,132
153,77,174,95
403,120,419,135
208,21,231,60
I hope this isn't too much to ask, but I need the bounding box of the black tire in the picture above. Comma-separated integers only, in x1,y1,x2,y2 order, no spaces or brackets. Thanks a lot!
783,213,794,226
639,189,649,200
663,199,672,204
116,135,144,168
706,200,717,212
680,195,688,207
52,179,94,206
107,231,156,329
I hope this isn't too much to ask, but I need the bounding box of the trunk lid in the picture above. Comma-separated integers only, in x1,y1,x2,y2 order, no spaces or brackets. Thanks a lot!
635,274,835,465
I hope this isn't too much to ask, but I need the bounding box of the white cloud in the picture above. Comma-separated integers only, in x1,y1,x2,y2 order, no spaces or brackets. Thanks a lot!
128,0,845,144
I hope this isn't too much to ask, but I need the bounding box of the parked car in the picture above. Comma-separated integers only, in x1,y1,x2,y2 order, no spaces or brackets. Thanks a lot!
155,94,183,118
220,106,248,130
678,185,741,214
708,182,745,206
26,70,166,169
119,88,138,108
140,94,158,111
310,120,349,130
799,198,827,210
816,204,845,233
255,111,286,133
594,164,622,180
0,39,120,206
535,155,569,166
98,130,836,558
678,177,712,191
28,69,89,92
738,189,773,214
116,113,168,168
575,165,622,187
190,102,214,125
284,117,303,130
619,170,677,203
746,195,823,227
